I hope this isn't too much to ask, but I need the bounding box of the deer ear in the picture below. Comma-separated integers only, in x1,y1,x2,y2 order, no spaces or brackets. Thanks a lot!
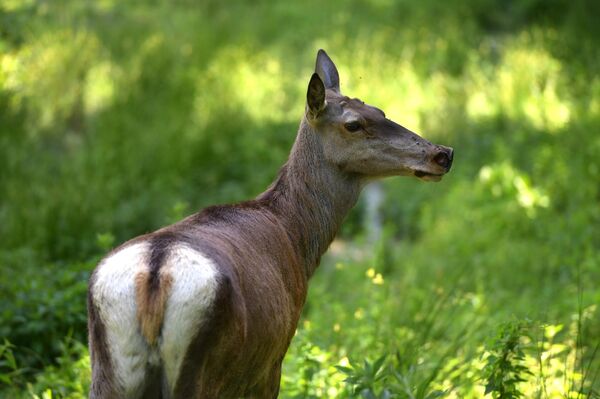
307,73,326,117
315,49,340,92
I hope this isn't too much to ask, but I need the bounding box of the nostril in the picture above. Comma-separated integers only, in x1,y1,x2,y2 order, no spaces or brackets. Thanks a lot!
433,151,450,168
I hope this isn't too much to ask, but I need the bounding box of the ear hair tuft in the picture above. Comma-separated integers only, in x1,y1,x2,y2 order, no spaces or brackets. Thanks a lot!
307,73,326,117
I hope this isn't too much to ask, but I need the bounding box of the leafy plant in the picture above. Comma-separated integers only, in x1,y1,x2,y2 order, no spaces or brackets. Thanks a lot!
482,321,532,398
25,337,90,399
0,340,25,388
336,355,390,398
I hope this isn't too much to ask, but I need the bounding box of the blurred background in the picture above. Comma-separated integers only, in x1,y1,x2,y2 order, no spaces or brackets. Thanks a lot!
1,0,599,397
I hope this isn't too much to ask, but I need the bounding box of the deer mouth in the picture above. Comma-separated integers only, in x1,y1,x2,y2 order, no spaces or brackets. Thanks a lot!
414,170,443,182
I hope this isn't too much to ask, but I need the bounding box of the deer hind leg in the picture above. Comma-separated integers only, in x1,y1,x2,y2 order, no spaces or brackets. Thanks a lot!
158,245,221,396
88,292,118,399
89,243,161,398
247,360,283,399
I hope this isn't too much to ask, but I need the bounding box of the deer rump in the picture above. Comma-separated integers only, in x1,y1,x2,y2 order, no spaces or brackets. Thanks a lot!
89,207,308,399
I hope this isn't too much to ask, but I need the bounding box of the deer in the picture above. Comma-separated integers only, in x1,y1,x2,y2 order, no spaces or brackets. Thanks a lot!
87,49,454,399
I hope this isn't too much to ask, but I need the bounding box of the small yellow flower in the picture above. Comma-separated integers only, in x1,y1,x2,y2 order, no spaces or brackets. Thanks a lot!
372,273,384,285
366,268,376,278
354,308,364,320
333,323,341,332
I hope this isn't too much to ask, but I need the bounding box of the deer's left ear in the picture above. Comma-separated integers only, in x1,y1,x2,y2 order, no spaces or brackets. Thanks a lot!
315,49,340,92
307,73,326,118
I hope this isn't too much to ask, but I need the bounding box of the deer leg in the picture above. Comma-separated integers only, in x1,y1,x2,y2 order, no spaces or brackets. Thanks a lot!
248,360,283,399
88,252,160,399
171,275,237,399
88,294,118,399
266,364,283,399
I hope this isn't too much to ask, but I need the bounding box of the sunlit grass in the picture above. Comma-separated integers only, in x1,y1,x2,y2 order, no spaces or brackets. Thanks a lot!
193,46,303,127
84,62,117,115
479,162,550,217
2,29,104,131
466,32,572,132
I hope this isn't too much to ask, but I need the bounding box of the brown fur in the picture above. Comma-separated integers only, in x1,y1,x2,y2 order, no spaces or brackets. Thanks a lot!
134,269,173,345
87,271,117,398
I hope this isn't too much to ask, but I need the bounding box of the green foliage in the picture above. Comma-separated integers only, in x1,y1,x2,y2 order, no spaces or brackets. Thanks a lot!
482,321,532,398
0,337,89,399
0,340,23,387
0,249,91,373
336,354,451,399
336,355,390,398
25,338,90,399
1,0,599,397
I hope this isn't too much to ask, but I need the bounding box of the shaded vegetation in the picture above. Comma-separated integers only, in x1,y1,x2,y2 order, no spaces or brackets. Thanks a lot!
1,0,599,397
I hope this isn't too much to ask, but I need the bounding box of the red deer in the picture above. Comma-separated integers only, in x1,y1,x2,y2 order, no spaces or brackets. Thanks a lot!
87,49,453,398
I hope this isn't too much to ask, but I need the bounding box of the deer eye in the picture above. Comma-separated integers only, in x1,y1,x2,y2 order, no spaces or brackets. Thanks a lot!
344,121,362,132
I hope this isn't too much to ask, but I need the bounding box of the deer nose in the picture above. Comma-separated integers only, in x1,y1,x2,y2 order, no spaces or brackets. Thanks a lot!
433,147,453,170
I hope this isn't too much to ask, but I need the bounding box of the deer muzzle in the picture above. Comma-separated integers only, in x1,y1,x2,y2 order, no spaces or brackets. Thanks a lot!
433,146,454,171
413,145,454,181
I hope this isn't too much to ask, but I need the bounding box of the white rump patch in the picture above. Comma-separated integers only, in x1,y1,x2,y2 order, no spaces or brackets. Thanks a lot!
92,241,220,396
93,242,152,397
159,245,219,393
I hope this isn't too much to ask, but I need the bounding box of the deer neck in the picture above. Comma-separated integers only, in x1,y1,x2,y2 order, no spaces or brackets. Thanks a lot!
257,118,361,278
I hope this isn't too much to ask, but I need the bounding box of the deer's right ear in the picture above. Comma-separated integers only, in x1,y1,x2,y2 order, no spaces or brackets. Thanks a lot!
307,73,326,118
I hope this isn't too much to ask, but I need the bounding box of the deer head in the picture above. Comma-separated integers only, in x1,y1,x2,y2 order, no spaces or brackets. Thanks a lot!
306,49,453,182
